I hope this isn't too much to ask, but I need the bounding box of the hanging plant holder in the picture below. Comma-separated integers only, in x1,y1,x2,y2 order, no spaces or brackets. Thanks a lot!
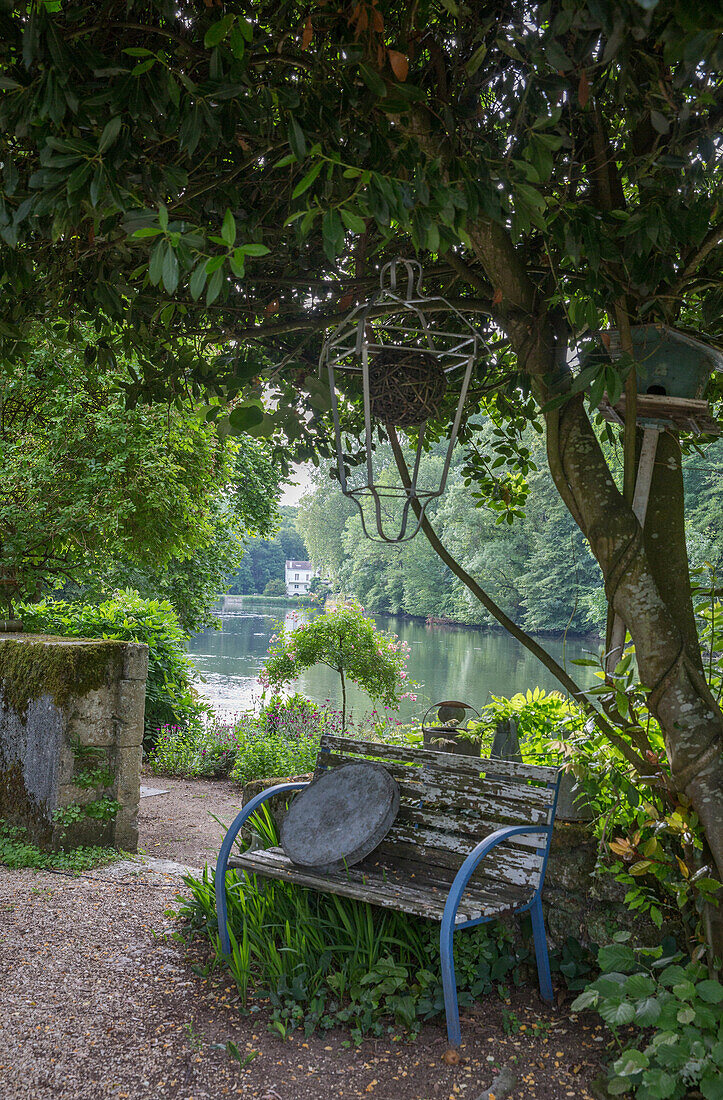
321,259,482,542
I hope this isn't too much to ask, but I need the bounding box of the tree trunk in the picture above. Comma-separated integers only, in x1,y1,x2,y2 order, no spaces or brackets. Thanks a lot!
339,666,347,732
552,397,723,911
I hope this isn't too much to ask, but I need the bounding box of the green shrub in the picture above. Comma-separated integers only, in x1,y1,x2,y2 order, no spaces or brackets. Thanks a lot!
572,935,723,1099
230,694,339,785
19,592,206,738
176,812,529,1040
149,716,238,778
0,820,122,871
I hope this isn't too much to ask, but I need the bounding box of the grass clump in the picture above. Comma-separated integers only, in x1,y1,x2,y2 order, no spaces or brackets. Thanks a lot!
176,812,528,1041
0,820,122,872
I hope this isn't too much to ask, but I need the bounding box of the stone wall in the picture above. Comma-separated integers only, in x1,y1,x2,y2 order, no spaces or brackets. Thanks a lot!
0,633,148,852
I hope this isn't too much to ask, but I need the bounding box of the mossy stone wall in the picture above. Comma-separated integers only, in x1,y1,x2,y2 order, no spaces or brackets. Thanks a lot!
0,633,148,852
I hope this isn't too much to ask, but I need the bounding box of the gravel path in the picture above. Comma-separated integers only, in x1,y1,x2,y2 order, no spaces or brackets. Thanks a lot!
0,777,606,1099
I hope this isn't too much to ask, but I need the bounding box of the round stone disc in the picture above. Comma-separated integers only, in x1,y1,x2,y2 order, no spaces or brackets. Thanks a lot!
280,763,400,872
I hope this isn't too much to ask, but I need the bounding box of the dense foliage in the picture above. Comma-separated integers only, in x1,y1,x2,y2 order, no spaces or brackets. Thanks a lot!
297,432,723,633
1,0,722,940
0,333,281,625
19,593,205,736
572,936,723,1099
148,693,342,781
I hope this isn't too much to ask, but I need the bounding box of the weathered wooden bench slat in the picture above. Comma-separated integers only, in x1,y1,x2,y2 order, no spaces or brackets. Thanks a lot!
216,735,561,1048
228,846,531,924
317,746,557,807
318,734,560,783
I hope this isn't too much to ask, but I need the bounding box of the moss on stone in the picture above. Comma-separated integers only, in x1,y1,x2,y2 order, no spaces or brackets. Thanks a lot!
0,760,52,847
0,636,122,718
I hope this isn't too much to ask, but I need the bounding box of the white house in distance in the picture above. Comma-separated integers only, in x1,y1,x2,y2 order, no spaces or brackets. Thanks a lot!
284,560,317,595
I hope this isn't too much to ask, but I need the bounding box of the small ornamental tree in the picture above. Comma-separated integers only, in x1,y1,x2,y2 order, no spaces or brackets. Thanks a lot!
260,603,411,729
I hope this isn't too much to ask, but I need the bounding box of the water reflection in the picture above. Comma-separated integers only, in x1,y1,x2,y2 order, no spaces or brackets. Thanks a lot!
186,599,599,721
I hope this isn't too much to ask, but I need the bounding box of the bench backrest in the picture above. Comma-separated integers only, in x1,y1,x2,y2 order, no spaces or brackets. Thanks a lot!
316,734,561,893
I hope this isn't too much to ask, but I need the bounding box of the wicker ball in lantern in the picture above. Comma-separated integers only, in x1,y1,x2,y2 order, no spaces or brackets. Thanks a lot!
368,348,448,427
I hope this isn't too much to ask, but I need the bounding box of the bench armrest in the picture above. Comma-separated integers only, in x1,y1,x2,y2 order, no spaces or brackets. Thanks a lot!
215,781,309,955
442,825,553,931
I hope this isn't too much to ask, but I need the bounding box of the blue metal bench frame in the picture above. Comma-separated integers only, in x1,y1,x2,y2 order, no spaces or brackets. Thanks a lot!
215,769,560,1046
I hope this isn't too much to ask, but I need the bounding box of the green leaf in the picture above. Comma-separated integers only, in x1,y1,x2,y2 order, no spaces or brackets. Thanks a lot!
466,43,487,75
359,63,387,98
676,1005,695,1024
162,247,179,294
221,209,236,247
158,204,168,231
701,1072,723,1100
613,1049,648,1076
696,979,723,1004
322,209,344,262
98,116,122,154
149,240,165,285
229,405,264,432
189,263,207,301
650,110,670,134
570,989,599,1012
239,243,270,257
634,996,661,1026
206,266,223,305
600,1000,636,1027
229,250,245,278
340,208,367,234
642,1068,677,1099
132,227,164,239
598,944,637,974
204,14,236,49
292,160,323,199
287,117,307,162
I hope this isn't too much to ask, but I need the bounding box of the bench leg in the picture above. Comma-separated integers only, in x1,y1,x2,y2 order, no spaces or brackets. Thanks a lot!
440,914,461,1047
215,848,232,956
530,894,553,1003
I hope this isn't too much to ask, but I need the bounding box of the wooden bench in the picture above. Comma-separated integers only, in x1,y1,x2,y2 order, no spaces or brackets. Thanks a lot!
216,734,561,1045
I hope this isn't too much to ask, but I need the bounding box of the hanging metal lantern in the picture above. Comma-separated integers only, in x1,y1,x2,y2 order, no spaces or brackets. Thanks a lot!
322,259,481,542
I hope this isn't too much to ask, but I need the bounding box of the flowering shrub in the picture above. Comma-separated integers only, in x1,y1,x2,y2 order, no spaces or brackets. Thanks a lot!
149,717,238,778
260,602,414,727
230,693,341,786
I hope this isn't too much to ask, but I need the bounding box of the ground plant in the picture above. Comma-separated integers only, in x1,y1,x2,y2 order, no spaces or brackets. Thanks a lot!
230,694,341,785
572,934,723,1100
149,717,239,779
0,820,122,872
178,813,529,1041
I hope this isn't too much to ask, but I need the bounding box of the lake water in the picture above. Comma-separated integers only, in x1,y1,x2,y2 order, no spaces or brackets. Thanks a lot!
186,598,600,723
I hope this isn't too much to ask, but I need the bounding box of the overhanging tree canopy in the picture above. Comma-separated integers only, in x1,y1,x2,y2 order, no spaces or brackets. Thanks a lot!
1,0,722,942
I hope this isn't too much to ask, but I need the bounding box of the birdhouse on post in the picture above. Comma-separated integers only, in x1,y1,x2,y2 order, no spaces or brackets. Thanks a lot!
590,324,723,673
597,324,723,436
